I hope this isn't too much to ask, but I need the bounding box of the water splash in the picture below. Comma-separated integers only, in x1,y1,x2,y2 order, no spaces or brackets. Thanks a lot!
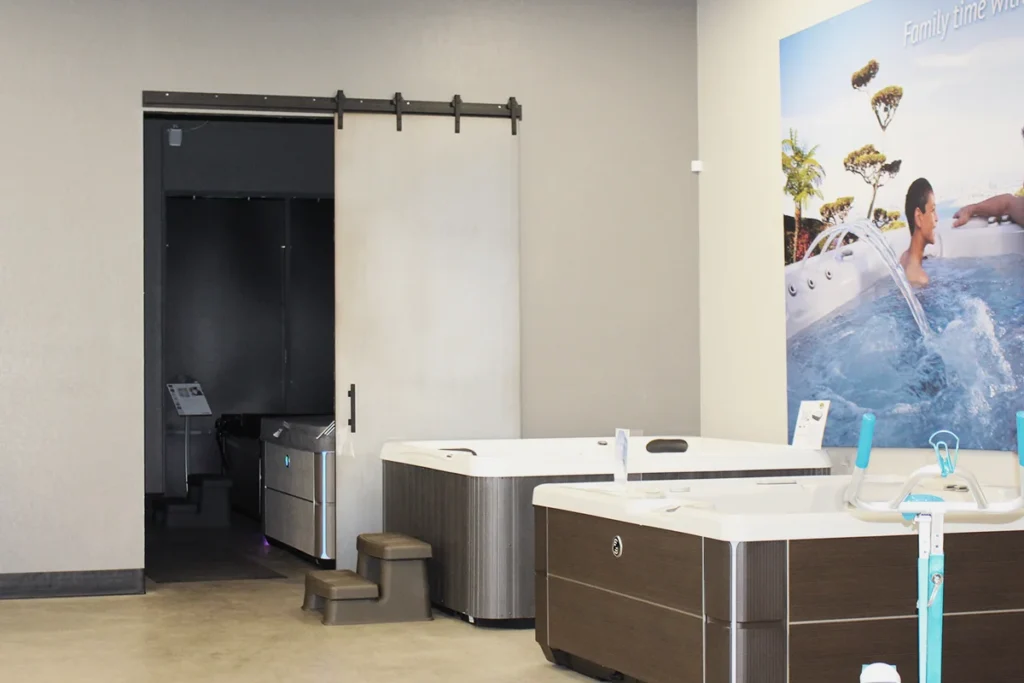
803,220,932,337
787,254,1024,451
927,297,1017,423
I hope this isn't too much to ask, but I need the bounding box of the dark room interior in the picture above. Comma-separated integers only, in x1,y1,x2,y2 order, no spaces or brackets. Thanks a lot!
143,115,336,582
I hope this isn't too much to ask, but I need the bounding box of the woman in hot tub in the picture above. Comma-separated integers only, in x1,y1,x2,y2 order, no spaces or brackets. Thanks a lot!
900,177,939,288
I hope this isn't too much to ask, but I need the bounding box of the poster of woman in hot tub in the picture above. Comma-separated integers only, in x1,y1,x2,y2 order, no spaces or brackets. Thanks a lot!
781,0,1024,450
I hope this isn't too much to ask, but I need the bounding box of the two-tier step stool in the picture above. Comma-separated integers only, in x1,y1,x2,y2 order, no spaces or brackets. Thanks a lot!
302,532,433,626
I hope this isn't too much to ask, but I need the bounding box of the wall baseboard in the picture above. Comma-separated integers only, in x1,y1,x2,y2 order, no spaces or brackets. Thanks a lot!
0,569,145,600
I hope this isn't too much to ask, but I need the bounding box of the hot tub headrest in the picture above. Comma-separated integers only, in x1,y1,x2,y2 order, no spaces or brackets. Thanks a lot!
645,438,689,454
441,447,478,456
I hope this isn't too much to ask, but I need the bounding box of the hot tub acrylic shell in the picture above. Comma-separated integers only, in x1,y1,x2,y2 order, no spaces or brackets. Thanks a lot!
533,458,1024,683
380,435,831,621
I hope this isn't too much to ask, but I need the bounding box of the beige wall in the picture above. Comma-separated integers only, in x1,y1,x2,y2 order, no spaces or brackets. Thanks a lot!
696,0,869,443
0,0,699,574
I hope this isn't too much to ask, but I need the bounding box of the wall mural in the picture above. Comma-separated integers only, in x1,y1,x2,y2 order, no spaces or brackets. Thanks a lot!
781,0,1024,449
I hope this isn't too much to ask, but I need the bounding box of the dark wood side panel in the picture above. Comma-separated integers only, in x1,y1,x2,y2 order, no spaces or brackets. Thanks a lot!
943,530,1024,613
704,538,731,622
706,619,786,683
705,539,787,622
547,509,703,614
790,618,917,683
790,531,1024,621
547,575,703,683
790,611,1024,683
535,571,548,649
790,535,915,621
705,619,730,683
534,506,547,572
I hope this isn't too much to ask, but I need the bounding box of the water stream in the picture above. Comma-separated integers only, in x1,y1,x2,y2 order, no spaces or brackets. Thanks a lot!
803,220,932,337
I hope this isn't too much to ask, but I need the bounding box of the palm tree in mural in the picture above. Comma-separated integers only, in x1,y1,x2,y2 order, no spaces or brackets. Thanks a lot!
782,129,826,264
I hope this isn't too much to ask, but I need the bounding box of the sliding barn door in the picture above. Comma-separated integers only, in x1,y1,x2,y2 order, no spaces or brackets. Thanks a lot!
334,114,521,569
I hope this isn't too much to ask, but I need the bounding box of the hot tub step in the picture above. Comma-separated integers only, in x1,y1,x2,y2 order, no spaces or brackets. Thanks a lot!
301,533,433,626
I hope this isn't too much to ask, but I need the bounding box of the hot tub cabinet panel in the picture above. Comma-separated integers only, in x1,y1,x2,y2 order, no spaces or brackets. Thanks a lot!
381,436,830,621
534,475,1024,683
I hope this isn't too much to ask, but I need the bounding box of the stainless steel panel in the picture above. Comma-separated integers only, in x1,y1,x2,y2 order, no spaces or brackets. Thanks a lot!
705,539,788,622
263,443,335,504
263,488,336,559
313,451,335,505
383,463,829,621
383,463,604,621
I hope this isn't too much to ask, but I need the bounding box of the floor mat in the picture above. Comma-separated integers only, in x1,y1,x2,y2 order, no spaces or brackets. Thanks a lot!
145,552,286,583
145,531,288,584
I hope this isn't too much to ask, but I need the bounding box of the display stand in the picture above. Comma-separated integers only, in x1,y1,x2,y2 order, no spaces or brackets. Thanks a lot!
166,382,212,495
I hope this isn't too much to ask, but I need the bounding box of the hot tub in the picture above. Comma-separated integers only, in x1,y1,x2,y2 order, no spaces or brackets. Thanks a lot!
381,435,830,622
533,452,1024,683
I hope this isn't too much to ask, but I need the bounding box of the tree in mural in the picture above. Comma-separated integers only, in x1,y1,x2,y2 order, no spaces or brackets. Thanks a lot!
847,60,904,221
820,196,854,225
872,208,906,232
851,60,879,90
871,86,904,132
844,144,902,219
782,128,825,263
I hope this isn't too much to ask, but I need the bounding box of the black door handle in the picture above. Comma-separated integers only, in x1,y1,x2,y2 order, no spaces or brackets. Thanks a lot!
347,383,357,434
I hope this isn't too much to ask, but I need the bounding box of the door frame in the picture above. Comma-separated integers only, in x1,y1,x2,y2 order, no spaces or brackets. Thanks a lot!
142,90,523,500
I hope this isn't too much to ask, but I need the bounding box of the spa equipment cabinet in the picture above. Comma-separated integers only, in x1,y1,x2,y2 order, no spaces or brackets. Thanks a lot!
261,416,336,564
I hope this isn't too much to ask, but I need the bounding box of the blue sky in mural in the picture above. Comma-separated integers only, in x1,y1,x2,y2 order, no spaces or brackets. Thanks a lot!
780,0,1024,221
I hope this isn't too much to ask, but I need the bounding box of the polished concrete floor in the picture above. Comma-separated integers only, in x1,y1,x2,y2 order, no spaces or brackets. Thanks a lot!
0,522,586,683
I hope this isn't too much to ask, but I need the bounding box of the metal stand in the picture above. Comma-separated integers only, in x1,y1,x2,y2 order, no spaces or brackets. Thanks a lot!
848,411,1024,683
914,512,945,683
183,415,191,497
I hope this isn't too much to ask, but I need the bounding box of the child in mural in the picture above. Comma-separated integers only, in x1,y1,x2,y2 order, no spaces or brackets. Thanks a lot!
900,177,938,288
952,127,1024,229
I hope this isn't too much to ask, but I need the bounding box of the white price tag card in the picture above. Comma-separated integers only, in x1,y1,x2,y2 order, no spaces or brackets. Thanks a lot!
166,382,212,417
614,428,630,484
792,400,830,450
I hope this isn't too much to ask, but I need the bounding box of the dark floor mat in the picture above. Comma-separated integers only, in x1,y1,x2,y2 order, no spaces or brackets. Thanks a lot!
143,540,284,585
145,553,286,584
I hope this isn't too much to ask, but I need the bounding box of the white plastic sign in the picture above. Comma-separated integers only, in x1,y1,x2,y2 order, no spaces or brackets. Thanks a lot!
166,382,212,417
792,400,830,450
614,428,630,484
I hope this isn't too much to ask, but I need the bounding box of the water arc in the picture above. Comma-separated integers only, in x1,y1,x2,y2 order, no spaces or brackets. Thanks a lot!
802,220,932,337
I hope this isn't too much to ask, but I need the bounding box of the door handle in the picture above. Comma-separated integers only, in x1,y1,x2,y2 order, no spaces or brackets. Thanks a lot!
347,383,357,434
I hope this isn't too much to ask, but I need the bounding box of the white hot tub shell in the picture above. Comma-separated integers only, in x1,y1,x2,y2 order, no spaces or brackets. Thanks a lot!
380,435,831,622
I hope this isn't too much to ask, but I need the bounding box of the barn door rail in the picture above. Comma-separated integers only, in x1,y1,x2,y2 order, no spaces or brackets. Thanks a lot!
141,90,522,135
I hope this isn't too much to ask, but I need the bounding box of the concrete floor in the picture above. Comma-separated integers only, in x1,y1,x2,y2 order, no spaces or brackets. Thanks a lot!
0,523,587,683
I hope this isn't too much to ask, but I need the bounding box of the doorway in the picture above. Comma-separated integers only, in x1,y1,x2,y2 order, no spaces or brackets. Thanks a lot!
141,89,524,588
143,114,335,584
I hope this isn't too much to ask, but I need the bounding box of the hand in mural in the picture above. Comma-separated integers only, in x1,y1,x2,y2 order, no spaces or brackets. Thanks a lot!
954,127,1024,228
952,195,1024,229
